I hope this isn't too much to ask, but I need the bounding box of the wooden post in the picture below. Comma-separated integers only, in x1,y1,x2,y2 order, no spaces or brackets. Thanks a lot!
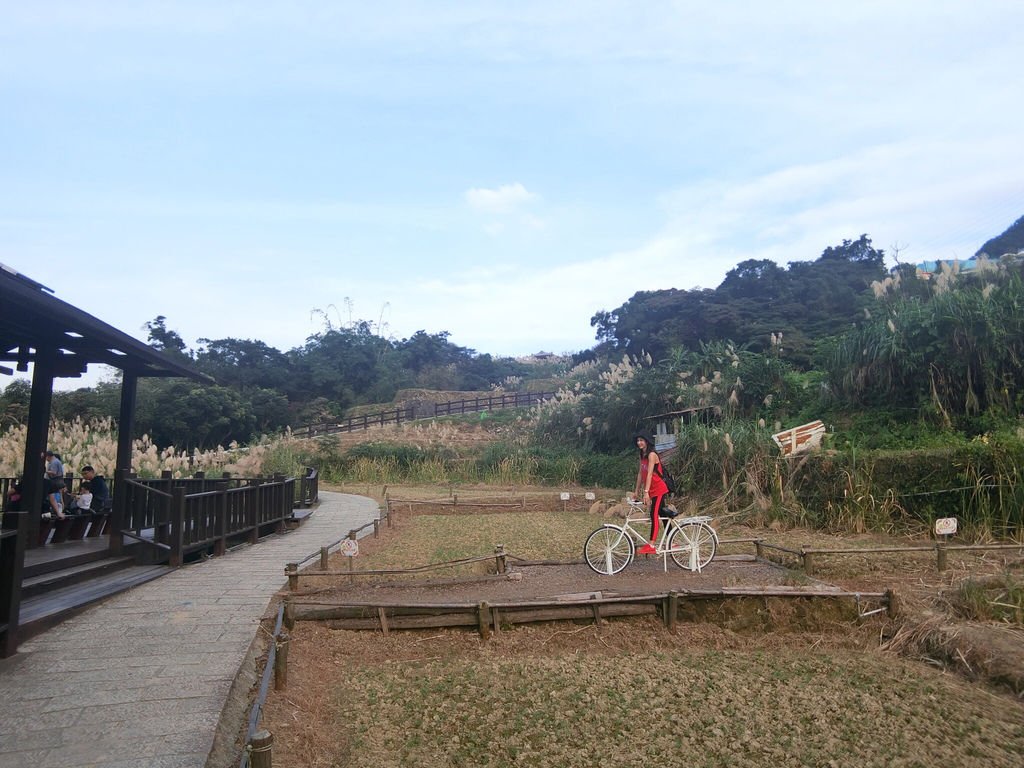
169,486,186,568
802,548,814,575
385,495,392,528
284,601,295,631
667,591,679,631
754,540,763,560
373,519,379,538
0,511,28,658
286,563,298,592
320,546,329,571
274,631,289,690
478,601,491,640
378,606,389,636
494,544,506,574
885,588,899,619
936,544,947,572
249,729,274,768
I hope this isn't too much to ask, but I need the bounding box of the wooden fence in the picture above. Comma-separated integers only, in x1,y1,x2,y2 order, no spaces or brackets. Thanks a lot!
299,391,556,437
433,391,556,417
112,469,302,567
284,586,895,636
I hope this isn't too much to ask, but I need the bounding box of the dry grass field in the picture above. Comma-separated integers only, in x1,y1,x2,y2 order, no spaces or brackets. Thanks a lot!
257,488,1024,768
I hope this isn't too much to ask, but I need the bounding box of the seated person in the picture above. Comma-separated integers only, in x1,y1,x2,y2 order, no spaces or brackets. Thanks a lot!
80,465,110,510
70,481,93,514
43,478,67,520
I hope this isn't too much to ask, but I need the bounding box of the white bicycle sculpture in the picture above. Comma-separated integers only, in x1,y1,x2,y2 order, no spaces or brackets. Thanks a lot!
584,498,718,576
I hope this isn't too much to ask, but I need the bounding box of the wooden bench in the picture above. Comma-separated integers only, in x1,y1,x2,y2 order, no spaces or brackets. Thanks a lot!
86,510,110,537
771,420,826,456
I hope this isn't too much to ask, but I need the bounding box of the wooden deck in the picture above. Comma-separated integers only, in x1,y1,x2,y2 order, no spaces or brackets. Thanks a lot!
15,535,173,641
23,536,112,577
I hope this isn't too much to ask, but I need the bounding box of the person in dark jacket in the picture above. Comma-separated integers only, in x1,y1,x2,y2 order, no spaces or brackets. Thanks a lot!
80,466,110,510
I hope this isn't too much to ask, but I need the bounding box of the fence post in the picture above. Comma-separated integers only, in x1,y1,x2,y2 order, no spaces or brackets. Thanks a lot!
214,478,227,557
936,544,947,572
109,468,130,556
249,730,274,768
478,601,491,640
320,546,329,571
274,631,290,690
169,486,186,568
386,496,393,528
494,544,506,574
801,547,814,575
373,519,379,538
273,473,286,533
885,588,899,619
286,563,298,592
347,530,357,584
667,591,679,631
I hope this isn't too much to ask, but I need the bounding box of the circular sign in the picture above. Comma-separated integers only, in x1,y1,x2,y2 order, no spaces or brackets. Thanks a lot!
340,538,359,557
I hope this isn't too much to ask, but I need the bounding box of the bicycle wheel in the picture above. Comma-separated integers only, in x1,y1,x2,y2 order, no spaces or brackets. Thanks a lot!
584,525,634,575
667,522,717,571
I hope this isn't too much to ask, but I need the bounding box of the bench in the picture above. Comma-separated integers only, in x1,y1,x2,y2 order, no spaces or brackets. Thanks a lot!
771,420,827,456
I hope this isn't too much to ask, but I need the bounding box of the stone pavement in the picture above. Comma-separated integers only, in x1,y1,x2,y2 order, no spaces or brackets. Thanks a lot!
0,491,380,768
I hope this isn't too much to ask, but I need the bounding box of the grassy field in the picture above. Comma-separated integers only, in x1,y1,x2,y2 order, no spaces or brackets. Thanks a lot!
260,495,1024,768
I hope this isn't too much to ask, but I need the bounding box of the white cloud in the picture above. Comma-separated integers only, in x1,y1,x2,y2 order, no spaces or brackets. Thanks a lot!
465,182,537,215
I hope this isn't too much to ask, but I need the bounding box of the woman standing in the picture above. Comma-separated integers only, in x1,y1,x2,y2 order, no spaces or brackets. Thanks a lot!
632,432,670,554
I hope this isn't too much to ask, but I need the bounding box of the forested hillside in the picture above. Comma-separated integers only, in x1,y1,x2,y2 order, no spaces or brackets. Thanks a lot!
589,235,887,367
2,220,1023,454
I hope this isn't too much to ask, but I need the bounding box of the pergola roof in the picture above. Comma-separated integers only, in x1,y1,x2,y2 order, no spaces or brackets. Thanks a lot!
0,263,212,382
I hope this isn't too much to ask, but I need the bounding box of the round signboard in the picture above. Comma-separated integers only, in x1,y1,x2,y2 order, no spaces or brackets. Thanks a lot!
340,538,359,557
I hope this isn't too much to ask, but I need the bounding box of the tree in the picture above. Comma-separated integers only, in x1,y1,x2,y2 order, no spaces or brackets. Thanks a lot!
135,379,256,449
195,337,291,392
144,316,190,358
0,380,32,427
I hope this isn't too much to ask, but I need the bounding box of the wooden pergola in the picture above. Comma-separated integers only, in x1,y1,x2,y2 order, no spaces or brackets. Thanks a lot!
0,263,212,548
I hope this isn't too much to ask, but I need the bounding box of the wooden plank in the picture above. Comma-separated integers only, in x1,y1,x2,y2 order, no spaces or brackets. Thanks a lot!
18,565,172,629
22,556,136,597
771,420,826,456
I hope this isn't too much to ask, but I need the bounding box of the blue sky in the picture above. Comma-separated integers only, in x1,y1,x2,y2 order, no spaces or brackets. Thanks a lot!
3,1,1024,389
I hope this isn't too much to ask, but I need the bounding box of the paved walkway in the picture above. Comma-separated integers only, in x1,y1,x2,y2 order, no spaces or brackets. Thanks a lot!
0,491,380,768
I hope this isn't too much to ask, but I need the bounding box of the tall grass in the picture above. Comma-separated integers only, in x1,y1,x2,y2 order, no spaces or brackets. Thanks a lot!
0,417,271,478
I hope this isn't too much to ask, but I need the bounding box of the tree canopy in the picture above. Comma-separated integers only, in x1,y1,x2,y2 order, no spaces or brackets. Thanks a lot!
591,235,887,367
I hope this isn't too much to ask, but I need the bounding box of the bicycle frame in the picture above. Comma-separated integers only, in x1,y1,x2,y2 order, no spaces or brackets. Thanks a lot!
611,499,716,572
582,497,720,575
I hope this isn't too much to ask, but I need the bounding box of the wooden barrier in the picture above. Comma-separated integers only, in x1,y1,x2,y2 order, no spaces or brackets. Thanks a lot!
297,392,557,437
286,587,892,636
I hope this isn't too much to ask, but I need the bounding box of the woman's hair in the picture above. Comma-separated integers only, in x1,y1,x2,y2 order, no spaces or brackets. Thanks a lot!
633,432,657,457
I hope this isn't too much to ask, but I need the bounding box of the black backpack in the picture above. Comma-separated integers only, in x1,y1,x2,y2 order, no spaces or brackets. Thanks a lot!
655,462,676,496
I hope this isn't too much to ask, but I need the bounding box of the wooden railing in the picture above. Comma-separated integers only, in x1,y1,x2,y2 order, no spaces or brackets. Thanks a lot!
433,391,555,416
299,391,556,437
303,407,415,437
113,470,298,567
298,467,318,508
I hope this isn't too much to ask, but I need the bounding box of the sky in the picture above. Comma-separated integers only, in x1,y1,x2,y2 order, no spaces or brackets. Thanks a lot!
3,1,1024,390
